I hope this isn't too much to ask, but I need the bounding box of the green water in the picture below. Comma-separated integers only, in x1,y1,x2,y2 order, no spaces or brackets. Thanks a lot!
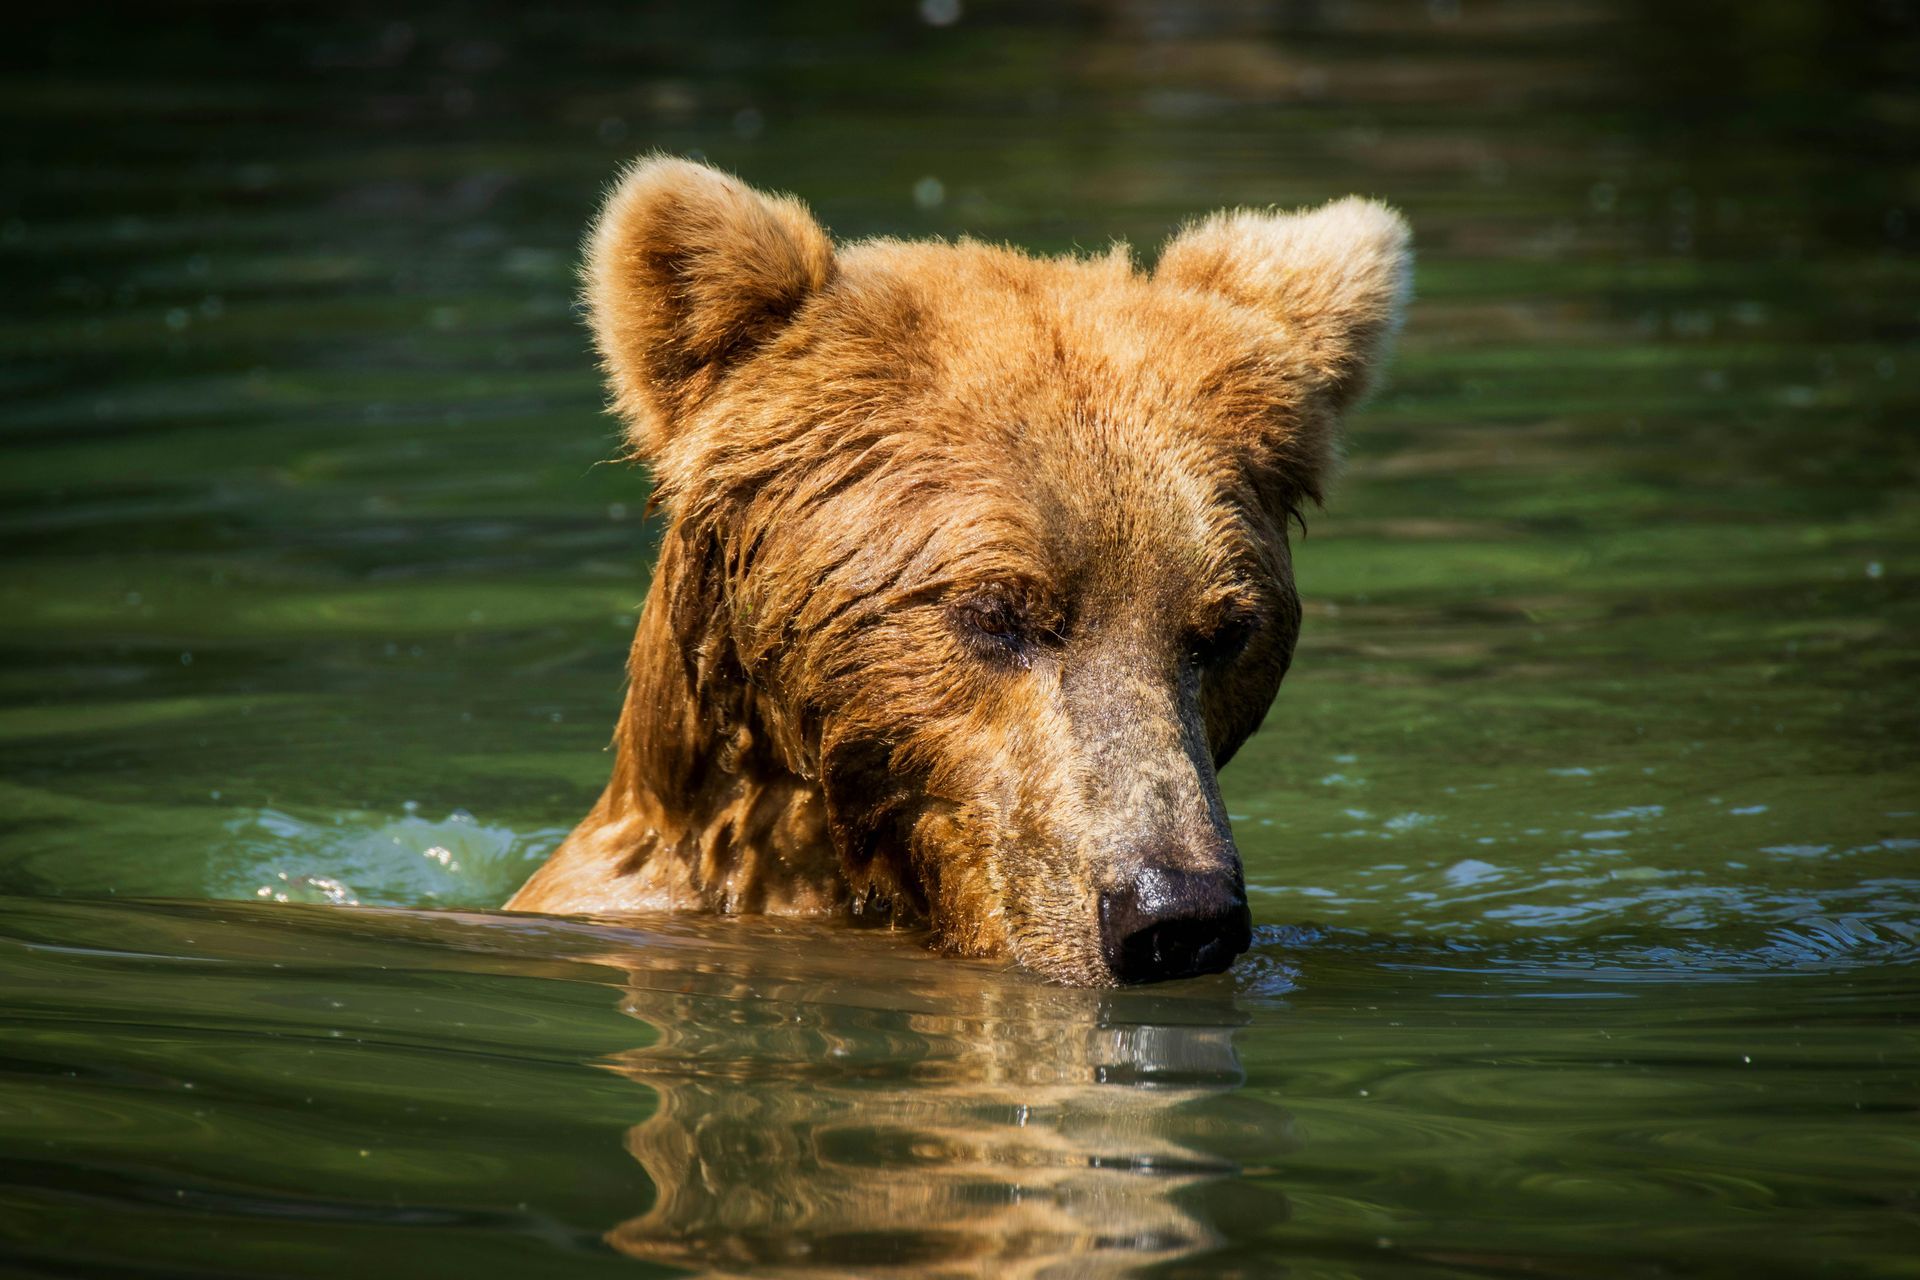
3,2,1917,1275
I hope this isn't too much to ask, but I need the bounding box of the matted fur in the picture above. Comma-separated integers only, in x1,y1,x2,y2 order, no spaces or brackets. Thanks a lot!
508,157,1411,986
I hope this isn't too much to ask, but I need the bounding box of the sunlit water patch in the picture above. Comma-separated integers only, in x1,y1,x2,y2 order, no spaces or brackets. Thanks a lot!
216,806,564,908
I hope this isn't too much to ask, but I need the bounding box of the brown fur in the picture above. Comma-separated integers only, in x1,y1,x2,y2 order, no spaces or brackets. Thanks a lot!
507,157,1411,985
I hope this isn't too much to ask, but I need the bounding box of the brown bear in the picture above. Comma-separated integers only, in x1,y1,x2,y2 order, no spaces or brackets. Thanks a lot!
506,157,1410,987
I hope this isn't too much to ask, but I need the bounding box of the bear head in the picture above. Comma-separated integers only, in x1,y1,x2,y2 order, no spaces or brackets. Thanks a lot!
582,158,1409,986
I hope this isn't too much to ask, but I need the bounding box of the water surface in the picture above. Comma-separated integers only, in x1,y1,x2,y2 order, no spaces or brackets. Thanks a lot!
3,2,1917,1275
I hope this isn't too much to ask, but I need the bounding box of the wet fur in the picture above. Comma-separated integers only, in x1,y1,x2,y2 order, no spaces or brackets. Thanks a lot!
508,158,1410,985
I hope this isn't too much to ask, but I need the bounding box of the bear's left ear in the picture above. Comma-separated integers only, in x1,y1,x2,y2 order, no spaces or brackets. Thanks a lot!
584,157,836,459
1156,197,1411,416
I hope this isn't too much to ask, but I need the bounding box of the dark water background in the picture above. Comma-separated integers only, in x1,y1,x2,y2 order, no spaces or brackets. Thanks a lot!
3,1,1918,1275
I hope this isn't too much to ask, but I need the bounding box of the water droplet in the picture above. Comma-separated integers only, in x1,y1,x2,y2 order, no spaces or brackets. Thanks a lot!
1443,858,1501,887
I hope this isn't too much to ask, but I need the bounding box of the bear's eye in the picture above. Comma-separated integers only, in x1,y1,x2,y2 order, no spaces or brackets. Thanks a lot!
1190,610,1259,669
951,593,1039,668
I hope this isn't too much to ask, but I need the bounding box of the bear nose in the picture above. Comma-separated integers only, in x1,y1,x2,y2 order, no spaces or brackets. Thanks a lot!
1098,866,1252,984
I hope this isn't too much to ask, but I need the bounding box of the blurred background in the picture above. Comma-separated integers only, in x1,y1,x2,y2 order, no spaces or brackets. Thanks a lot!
2,0,1914,909
2,4,1918,1277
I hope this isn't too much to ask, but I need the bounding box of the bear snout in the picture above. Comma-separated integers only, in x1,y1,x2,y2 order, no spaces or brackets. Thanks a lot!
1097,865,1252,984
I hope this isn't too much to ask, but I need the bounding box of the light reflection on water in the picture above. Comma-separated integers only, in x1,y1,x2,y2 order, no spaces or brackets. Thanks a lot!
218,797,1920,984
217,805,564,907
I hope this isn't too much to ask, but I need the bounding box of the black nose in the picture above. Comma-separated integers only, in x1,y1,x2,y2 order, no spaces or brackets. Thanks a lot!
1099,868,1252,984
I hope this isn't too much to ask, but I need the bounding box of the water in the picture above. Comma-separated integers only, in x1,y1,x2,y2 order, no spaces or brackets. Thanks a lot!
3,1,1917,1274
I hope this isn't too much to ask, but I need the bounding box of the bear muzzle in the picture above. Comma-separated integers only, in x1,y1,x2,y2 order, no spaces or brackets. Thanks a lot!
1097,864,1252,984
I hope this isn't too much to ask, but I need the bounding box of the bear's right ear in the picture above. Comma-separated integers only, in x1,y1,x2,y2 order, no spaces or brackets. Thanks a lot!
1156,197,1411,416
583,157,835,459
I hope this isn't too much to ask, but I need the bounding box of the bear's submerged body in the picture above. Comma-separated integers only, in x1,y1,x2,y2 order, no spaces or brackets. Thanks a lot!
507,158,1410,985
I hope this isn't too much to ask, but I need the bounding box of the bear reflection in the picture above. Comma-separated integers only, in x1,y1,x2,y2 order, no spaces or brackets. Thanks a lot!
590,919,1291,1277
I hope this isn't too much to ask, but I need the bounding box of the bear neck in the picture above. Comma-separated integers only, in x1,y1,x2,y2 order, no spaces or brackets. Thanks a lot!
506,527,847,915
623,576,852,912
